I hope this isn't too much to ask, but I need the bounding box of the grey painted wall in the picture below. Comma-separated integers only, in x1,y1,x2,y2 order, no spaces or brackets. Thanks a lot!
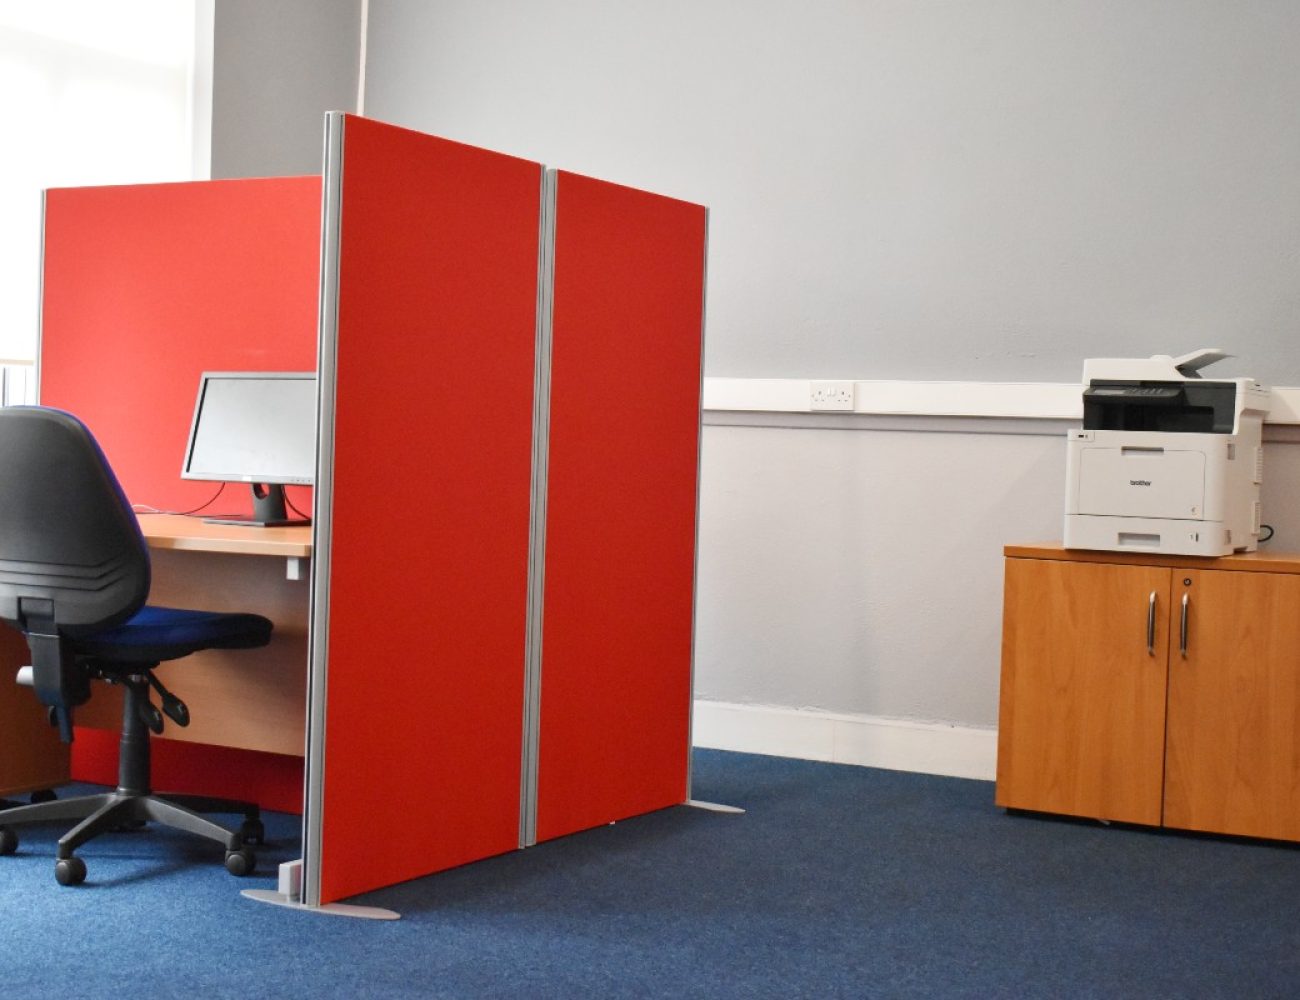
353,2,1300,728
695,420,1063,724
694,421,1300,726
363,0,1300,385
181,2,1300,732
209,0,362,179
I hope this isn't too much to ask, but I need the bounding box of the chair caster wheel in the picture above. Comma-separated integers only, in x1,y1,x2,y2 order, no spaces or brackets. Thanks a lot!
0,827,16,856
30,789,57,804
239,818,265,845
55,856,87,886
225,847,255,876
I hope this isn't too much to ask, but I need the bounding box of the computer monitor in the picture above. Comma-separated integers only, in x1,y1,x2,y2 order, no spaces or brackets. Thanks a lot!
181,371,316,526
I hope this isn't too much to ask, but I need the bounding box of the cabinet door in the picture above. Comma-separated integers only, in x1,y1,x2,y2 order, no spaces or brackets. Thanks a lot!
1164,569,1300,841
996,558,1171,824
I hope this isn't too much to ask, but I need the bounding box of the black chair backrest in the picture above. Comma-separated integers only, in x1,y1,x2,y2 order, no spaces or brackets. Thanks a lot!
0,407,149,637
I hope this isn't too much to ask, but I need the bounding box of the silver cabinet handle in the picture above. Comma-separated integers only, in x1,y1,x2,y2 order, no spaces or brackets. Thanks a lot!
1179,592,1190,657
1147,591,1157,655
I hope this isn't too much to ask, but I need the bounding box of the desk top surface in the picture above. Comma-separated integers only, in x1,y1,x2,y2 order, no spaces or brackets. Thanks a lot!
1006,542,1300,575
137,513,313,558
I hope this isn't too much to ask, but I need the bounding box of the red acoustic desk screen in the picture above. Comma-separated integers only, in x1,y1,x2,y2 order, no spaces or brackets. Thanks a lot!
314,116,542,903
536,171,706,842
40,177,322,811
41,178,321,516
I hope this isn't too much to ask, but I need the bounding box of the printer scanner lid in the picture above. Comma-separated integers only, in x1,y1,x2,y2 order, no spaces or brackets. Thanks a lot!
1082,348,1230,383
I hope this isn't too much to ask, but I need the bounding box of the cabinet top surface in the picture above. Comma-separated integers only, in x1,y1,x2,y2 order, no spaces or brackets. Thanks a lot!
137,513,313,558
1006,543,1300,574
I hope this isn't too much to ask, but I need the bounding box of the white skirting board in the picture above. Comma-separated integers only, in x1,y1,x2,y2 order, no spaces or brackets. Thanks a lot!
692,700,998,782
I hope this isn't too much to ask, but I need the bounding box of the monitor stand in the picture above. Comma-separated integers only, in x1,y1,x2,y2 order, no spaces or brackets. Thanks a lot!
204,483,310,528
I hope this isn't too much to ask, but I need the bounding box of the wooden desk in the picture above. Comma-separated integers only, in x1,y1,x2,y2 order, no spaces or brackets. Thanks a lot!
146,514,310,755
137,513,312,560
0,516,312,797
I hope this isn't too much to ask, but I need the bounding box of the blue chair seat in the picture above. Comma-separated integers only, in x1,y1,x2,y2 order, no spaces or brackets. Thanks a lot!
71,606,274,664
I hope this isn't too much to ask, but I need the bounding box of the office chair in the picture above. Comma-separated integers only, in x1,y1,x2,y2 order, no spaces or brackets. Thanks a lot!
0,406,273,886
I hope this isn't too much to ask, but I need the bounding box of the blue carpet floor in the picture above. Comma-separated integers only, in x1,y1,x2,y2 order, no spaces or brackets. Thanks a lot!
1,750,1298,998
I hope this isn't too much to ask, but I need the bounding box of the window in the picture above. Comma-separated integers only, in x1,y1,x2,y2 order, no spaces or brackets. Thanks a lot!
0,1,201,362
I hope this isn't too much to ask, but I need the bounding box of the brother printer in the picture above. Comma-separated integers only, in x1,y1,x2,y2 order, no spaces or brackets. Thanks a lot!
1064,349,1270,557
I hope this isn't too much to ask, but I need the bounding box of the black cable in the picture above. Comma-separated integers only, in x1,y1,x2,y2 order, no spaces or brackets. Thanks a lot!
285,491,310,520
136,485,309,522
1259,524,1275,543
132,483,226,518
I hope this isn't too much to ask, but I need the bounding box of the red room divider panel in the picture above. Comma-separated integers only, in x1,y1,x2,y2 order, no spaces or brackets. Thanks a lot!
535,171,707,842
41,178,321,516
308,116,543,904
40,177,322,811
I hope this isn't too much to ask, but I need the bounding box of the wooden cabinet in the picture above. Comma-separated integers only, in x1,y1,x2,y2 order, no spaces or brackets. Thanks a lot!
996,544,1300,842
0,623,69,798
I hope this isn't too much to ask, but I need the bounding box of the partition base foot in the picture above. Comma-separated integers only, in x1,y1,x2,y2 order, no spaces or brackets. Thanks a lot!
686,799,745,814
241,888,401,920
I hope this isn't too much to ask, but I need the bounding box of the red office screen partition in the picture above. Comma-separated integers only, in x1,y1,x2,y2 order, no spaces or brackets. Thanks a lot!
312,116,542,903
39,131,706,905
41,178,321,516
40,177,322,811
536,171,706,841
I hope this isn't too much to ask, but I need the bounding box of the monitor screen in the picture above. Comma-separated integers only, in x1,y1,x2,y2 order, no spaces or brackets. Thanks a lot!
182,372,316,486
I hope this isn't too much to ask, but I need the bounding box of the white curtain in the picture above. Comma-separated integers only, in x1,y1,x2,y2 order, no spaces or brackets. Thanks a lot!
0,1,198,361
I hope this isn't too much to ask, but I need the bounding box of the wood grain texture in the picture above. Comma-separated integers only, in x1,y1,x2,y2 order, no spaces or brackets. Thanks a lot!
73,548,308,757
996,557,1170,824
137,514,312,558
1005,543,1300,575
1163,569,1300,840
0,623,69,796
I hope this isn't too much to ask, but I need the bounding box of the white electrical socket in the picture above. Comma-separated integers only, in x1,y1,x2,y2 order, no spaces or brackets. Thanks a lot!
810,381,855,411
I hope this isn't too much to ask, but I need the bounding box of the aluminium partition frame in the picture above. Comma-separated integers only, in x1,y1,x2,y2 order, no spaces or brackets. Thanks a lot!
519,169,558,849
300,112,344,912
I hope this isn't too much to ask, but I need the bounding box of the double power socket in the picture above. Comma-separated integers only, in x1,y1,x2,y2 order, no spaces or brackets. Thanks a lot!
809,380,855,412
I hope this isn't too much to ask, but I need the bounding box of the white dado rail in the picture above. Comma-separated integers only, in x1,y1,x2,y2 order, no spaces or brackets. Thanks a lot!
702,377,1300,425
